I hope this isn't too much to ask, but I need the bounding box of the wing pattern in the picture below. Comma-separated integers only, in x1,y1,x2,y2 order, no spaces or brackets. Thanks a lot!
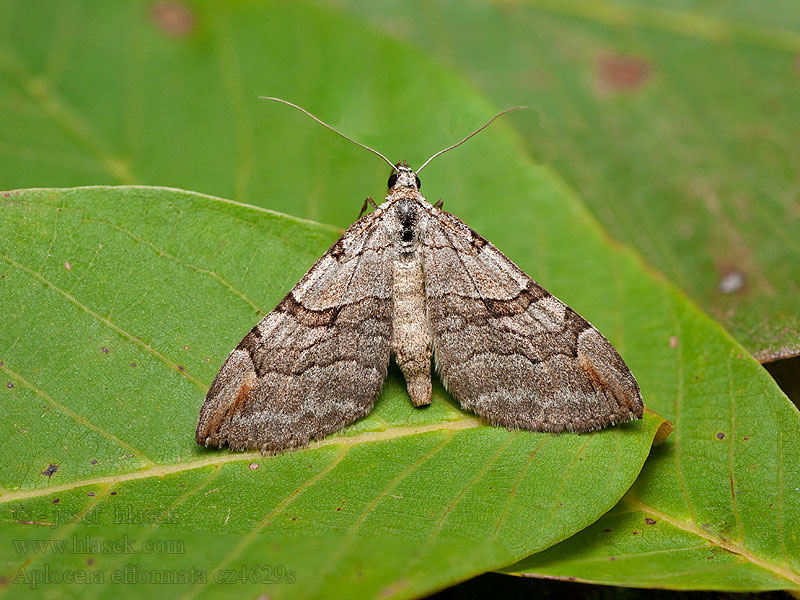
197,211,394,452
422,208,643,432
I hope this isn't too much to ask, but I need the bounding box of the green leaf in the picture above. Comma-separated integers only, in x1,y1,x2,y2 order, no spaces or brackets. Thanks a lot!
0,186,666,599
2,1,798,595
323,0,800,362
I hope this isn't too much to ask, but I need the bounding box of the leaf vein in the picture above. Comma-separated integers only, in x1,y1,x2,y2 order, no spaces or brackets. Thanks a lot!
82,217,264,313
0,251,205,389
0,362,155,467
0,419,485,504
622,497,800,586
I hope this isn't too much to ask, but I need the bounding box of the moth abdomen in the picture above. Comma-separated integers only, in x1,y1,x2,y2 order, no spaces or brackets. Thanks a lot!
390,246,432,407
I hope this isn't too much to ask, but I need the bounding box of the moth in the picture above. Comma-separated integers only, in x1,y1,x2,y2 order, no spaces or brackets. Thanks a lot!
197,99,643,453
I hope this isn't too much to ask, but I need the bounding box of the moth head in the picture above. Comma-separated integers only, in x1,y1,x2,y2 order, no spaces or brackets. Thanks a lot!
389,161,421,191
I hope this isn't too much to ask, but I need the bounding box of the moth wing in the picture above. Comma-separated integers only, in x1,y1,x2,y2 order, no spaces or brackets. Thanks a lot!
422,209,643,432
197,212,393,452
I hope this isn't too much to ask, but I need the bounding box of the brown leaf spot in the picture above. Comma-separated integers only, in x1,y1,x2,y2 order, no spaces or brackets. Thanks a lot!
52,498,60,503
130,362,137,368
645,518,656,525
609,556,617,561
248,462,259,470
91,459,98,465
631,530,639,535
87,492,95,497
110,491,117,496
150,2,195,37
101,346,109,354
716,432,725,440
64,261,71,271
597,55,652,93
743,436,750,441
6,382,14,389
602,528,612,533
41,464,59,478
669,336,678,348
177,365,185,372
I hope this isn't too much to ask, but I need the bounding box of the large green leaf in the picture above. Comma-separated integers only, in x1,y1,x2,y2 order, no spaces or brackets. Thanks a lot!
323,0,800,362
1,1,798,596
0,186,666,599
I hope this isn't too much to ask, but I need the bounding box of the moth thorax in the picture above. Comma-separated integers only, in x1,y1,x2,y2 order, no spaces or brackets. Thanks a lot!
395,200,421,249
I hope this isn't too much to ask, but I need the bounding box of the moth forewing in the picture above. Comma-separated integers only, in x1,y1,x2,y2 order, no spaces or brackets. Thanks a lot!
197,205,394,453
421,208,642,432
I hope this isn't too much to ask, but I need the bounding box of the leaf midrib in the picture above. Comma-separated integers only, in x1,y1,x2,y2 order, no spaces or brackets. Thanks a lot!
0,250,205,388
0,418,484,505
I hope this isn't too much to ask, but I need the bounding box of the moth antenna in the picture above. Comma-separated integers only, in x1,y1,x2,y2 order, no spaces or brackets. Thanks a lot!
259,97,397,171
415,106,527,174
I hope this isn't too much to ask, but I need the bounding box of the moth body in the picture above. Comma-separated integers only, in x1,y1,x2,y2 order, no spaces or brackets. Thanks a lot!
387,191,433,407
197,162,644,453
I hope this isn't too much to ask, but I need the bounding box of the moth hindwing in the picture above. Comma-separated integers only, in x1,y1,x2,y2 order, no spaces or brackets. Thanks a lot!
196,162,643,453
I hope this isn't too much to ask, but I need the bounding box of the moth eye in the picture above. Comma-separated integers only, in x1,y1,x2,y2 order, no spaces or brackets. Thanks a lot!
388,173,398,188
415,176,421,190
